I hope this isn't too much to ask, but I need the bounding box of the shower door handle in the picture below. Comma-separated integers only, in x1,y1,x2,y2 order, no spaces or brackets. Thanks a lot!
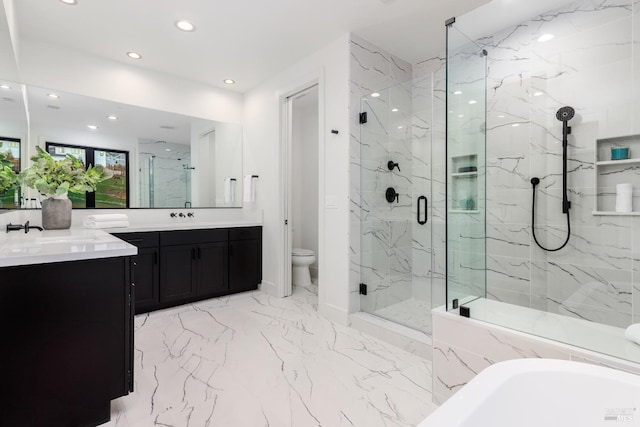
417,196,427,225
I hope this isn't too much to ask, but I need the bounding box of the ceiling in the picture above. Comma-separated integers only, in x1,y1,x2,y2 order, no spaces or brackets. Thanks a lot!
10,0,490,93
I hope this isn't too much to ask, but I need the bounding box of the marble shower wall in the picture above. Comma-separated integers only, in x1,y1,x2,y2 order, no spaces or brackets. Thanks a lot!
349,34,436,327
138,140,191,208
467,0,640,327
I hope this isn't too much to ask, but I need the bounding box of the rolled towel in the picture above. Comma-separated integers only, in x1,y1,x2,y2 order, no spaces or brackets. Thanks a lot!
625,324,640,346
85,213,129,223
84,220,130,229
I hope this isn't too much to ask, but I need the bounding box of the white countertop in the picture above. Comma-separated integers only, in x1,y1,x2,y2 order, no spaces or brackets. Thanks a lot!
0,228,137,267
105,220,262,233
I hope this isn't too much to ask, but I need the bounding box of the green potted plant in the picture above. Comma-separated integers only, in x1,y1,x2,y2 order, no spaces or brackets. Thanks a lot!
0,151,19,208
20,146,112,229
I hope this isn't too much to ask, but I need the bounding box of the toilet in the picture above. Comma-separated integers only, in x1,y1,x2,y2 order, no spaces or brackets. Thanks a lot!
291,248,316,286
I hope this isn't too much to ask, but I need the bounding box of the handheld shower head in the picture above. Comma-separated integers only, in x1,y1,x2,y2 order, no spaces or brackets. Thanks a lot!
556,106,575,122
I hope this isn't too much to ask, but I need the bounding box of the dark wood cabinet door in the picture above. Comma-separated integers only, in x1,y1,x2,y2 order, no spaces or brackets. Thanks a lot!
160,244,196,304
132,247,159,313
229,239,261,292
197,241,228,297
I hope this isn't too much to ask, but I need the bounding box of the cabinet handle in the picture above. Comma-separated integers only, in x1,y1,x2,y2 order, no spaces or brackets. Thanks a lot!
229,243,233,256
191,248,196,260
154,251,158,265
197,247,201,259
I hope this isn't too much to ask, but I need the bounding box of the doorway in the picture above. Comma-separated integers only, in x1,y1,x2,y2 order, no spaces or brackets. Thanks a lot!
283,84,320,297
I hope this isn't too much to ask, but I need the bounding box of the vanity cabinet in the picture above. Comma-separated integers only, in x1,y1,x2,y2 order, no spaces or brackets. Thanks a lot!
113,226,261,313
229,227,262,293
113,231,160,313
0,256,133,427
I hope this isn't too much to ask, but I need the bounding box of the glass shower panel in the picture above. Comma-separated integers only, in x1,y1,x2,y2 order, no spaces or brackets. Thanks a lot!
446,25,487,310
359,75,434,334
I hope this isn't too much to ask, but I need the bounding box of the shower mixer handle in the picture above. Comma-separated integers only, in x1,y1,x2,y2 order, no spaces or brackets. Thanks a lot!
387,161,401,172
386,187,399,203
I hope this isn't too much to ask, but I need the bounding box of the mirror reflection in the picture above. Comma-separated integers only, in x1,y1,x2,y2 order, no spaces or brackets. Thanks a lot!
0,80,243,209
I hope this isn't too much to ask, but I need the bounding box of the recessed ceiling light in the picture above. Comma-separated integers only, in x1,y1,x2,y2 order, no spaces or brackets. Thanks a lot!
127,51,142,60
454,90,463,95
175,20,196,32
59,0,78,5
0,85,10,90
165,148,171,152
48,93,59,99
512,123,520,127
397,126,404,129
498,115,505,118
469,100,477,104
533,91,543,97
223,79,235,85
391,108,399,112
538,34,555,43
87,125,98,130
458,114,464,118
371,92,380,98
107,115,118,120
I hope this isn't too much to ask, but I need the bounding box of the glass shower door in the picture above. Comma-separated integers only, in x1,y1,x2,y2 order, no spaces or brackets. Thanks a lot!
359,75,434,334
445,24,488,310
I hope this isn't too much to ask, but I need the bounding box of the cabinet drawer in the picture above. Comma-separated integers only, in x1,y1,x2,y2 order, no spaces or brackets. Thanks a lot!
160,228,228,246
229,226,262,241
112,231,159,248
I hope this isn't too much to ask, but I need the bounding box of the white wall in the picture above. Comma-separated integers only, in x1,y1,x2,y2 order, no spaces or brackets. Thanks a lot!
243,34,350,324
291,88,319,276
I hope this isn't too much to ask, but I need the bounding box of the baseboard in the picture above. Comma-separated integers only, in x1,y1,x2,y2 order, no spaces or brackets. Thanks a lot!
318,302,350,326
258,280,279,297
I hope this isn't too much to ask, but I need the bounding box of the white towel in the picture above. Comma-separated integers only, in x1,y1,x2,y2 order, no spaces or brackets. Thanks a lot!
224,178,234,204
84,220,130,229
85,214,129,223
243,175,255,202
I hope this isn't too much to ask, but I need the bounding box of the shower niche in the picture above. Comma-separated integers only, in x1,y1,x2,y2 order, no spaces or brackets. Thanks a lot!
593,134,640,215
450,154,478,213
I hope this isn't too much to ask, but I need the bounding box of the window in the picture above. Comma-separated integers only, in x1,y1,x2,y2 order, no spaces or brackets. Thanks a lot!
46,142,129,208
0,137,21,209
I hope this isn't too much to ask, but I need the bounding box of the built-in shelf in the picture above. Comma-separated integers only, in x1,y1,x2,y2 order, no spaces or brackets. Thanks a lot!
449,209,480,214
594,134,640,213
451,172,478,177
595,158,640,166
592,211,640,216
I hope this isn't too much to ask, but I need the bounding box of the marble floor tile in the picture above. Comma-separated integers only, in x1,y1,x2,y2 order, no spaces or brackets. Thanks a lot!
104,287,436,427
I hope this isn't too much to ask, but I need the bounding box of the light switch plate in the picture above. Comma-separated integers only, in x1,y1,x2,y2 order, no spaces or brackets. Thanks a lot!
325,196,338,209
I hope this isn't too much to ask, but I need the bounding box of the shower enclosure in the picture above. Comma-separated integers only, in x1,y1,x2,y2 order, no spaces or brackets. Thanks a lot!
138,140,192,208
358,74,440,334
445,0,640,364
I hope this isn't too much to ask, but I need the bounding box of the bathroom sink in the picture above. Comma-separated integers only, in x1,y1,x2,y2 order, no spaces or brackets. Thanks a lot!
34,236,100,245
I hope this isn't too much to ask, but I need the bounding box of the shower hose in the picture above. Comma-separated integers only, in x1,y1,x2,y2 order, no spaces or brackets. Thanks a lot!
531,178,571,252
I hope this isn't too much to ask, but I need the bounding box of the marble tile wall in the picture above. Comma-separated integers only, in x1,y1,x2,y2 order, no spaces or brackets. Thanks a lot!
138,140,191,208
464,0,640,327
431,307,640,403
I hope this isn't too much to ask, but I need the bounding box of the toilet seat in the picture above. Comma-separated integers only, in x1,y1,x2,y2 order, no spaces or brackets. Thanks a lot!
292,248,314,256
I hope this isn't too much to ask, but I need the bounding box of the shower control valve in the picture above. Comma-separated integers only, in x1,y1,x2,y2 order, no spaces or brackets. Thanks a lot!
178,213,186,218
170,212,177,218
387,161,401,172
187,212,195,218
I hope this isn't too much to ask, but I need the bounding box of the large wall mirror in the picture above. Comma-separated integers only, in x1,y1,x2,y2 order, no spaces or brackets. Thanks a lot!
0,81,243,209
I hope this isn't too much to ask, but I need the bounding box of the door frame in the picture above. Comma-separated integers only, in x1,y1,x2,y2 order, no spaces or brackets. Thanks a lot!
278,76,324,298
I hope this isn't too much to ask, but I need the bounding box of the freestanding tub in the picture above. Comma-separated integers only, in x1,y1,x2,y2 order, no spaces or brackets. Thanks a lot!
419,359,640,427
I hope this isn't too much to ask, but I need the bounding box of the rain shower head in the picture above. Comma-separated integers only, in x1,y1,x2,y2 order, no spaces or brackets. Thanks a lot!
556,106,575,122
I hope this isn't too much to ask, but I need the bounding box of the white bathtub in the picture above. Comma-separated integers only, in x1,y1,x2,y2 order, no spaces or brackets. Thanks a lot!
420,359,640,427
